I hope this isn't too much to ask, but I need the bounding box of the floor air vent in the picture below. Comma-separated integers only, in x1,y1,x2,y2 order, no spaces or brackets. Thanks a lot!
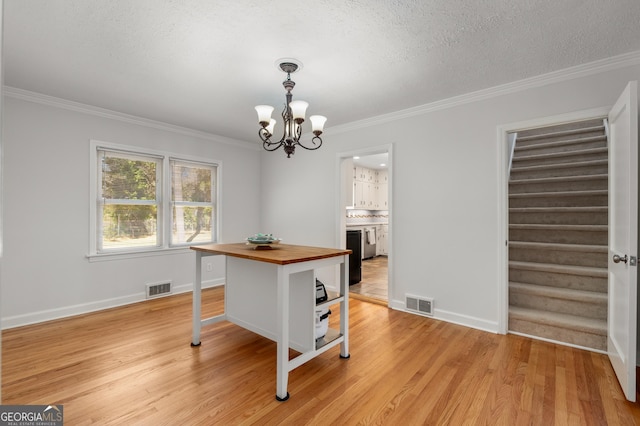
146,281,172,299
406,294,434,316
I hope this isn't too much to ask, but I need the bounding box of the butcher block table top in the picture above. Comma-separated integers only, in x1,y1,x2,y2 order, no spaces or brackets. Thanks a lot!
190,243,352,265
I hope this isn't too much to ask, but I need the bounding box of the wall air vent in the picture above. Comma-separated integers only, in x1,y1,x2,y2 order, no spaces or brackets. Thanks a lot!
405,294,434,316
146,281,172,299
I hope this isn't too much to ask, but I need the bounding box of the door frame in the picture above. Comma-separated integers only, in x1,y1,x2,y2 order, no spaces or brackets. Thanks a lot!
497,107,610,334
336,143,393,305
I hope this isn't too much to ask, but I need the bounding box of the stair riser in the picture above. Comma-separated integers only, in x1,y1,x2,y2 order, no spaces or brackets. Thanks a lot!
515,139,606,155
510,179,607,193
516,133,606,147
517,120,605,139
510,164,607,180
509,317,606,351
512,151,607,167
509,211,607,225
517,119,604,138
509,292,607,319
509,228,607,245
509,268,607,292
509,247,607,268
509,194,607,208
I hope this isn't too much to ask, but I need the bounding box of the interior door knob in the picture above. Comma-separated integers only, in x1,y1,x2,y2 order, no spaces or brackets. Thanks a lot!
613,254,629,264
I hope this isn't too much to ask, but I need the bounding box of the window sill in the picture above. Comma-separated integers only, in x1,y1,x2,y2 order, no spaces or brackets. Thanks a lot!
86,246,194,262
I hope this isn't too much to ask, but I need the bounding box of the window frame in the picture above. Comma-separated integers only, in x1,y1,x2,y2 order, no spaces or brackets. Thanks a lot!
89,140,220,260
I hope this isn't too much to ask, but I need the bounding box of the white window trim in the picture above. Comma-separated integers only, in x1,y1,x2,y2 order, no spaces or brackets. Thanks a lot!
88,139,221,261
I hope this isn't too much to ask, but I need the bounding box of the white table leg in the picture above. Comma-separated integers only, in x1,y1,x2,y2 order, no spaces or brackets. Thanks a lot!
275,265,290,401
340,254,350,358
191,251,203,346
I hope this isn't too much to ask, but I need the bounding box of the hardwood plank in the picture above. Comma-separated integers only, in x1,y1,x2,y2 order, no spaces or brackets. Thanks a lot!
3,288,640,424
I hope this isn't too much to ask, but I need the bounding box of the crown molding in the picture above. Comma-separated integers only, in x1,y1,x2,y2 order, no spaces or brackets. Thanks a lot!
6,49,640,143
328,49,640,136
3,86,259,150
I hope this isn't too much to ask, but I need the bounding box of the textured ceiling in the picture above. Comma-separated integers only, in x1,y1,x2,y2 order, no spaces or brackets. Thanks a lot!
4,0,640,144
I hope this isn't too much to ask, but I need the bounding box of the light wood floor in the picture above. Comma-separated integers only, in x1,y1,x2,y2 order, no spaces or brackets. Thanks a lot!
3,287,640,425
349,256,388,303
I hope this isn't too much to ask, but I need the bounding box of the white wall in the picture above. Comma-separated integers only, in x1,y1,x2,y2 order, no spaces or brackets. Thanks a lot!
259,56,640,333
0,94,262,327
2,54,639,335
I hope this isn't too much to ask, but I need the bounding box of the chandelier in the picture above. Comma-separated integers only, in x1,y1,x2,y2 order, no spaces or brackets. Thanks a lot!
255,60,327,158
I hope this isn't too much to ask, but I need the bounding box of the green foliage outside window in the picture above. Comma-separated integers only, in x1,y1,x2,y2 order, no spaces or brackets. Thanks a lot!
102,157,158,242
172,164,214,244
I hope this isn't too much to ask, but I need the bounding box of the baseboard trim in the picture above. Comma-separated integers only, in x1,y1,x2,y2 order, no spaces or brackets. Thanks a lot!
389,299,499,334
509,330,606,354
1,278,225,330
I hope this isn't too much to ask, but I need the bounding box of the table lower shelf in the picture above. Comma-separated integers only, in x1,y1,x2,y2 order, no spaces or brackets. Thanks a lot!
316,328,342,350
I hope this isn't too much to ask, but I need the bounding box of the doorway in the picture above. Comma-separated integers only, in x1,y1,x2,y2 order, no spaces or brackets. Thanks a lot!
500,82,639,402
499,107,612,335
506,117,609,351
338,146,392,305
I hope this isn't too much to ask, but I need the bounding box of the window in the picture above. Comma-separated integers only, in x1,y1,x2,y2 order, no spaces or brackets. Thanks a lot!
98,149,162,251
170,159,215,245
91,142,218,256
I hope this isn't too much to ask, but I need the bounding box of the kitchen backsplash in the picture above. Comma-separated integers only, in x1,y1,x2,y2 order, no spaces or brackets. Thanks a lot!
346,209,389,225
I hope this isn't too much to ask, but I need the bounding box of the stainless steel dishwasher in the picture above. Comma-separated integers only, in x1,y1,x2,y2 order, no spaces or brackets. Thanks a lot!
363,227,376,259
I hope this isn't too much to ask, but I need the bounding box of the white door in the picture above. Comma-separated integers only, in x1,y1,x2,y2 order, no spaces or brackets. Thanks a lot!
608,80,638,402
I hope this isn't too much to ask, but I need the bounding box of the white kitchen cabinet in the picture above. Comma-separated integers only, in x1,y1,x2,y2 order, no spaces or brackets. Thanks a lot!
354,166,367,182
377,182,388,209
376,225,389,255
366,182,375,208
354,180,376,208
374,170,388,209
353,181,364,208
351,166,388,211
354,166,376,183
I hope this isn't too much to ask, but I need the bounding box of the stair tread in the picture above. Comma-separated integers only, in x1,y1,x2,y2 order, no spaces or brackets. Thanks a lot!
515,135,606,152
510,190,607,199
509,241,607,252
509,306,606,334
509,260,607,276
509,224,608,230
509,281,607,301
510,173,607,185
511,159,607,173
509,206,607,212
512,147,607,162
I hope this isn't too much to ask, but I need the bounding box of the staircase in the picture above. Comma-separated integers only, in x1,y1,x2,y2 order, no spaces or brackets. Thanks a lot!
508,118,608,351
